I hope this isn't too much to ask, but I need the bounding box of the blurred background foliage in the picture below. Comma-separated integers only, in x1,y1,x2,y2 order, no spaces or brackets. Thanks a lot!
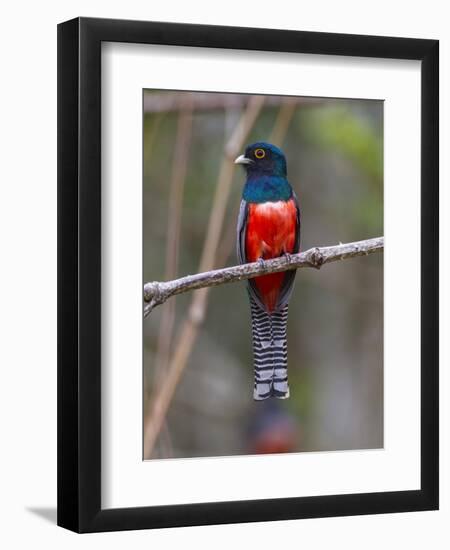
143,91,383,459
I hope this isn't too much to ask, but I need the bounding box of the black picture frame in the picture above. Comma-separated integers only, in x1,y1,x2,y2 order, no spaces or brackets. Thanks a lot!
57,16,439,533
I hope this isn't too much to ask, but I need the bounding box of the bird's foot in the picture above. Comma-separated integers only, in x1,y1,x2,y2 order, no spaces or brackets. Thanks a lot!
282,252,293,264
257,257,267,269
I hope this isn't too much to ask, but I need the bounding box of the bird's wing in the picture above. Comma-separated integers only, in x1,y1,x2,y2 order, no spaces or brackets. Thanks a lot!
236,199,266,310
274,191,301,311
236,199,248,265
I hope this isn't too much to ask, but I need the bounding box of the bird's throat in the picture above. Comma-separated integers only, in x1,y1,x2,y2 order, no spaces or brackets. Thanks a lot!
242,176,292,203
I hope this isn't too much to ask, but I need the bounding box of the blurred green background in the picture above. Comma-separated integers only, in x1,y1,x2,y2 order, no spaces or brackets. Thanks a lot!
143,91,383,459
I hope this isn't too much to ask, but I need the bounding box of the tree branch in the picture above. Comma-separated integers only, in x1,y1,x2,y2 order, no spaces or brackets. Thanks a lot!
144,236,384,317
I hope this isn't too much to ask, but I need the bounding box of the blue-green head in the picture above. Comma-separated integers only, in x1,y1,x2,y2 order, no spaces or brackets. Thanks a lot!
235,142,292,203
235,142,287,178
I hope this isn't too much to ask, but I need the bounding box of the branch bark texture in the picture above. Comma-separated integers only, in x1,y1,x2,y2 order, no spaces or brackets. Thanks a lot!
144,236,384,317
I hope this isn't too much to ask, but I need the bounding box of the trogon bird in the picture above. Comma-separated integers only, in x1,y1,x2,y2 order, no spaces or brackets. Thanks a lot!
235,143,300,400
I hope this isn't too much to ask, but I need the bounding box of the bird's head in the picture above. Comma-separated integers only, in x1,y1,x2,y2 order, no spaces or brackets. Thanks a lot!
235,142,287,178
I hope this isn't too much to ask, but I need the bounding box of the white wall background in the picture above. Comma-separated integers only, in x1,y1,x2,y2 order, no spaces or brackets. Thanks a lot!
0,0,447,547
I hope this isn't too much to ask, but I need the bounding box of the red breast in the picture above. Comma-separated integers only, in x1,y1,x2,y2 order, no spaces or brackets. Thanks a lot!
246,198,297,312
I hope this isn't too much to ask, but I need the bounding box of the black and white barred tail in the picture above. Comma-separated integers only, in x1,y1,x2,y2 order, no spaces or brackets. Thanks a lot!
250,295,289,400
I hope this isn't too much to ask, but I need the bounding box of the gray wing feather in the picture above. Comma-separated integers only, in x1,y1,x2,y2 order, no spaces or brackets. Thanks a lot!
275,191,301,311
236,199,247,265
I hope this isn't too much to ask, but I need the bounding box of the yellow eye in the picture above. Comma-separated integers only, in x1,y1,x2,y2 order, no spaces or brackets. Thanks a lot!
254,148,265,159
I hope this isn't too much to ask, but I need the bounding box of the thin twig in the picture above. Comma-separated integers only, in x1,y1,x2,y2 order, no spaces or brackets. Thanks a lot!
143,97,265,458
144,237,384,315
144,92,322,114
153,106,193,381
269,98,298,147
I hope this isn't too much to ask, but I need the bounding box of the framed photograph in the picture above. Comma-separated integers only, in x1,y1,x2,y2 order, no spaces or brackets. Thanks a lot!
57,17,439,533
